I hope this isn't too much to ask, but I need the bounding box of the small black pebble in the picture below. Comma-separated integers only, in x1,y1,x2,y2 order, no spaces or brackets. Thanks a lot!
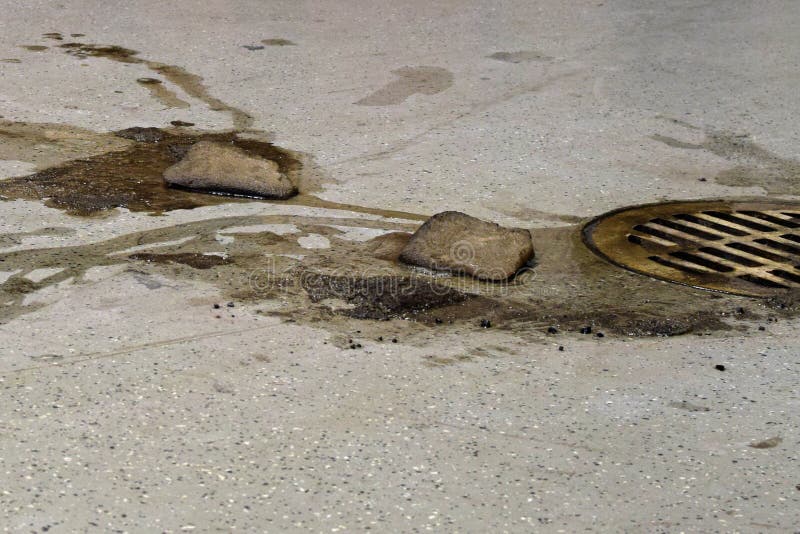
378,336,383,341
547,326,558,334
699,177,707,182
213,303,220,309
596,332,605,338
349,344,356,350
736,307,745,315
227,302,234,308
356,343,362,348
758,326,765,331
392,338,398,343
580,326,592,335
715,364,726,371
480,319,492,328
434,318,443,324
558,346,564,351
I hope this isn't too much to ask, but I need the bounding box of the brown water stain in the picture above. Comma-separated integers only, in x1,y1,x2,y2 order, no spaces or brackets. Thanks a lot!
0,118,425,221
356,66,453,106
136,77,190,109
42,32,63,41
261,38,296,46
749,436,782,449
669,400,711,412
652,127,800,194
57,41,253,128
1,58,22,63
488,50,553,63
0,126,302,216
0,119,133,168
20,45,48,52
128,252,231,269
490,203,583,225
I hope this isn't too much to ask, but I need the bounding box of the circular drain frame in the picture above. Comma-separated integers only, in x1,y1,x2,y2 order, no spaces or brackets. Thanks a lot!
582,199,800,297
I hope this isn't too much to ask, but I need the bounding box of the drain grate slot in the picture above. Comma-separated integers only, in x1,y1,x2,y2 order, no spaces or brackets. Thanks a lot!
754,238,800,256
633,224,697,246
725,242,793,263
669,251,734,272
698,247,763,267
740,210,800,228
627,233,674,248
771,269,800,284
648,255,708,275
738,273,789,288
673,213,749,236
703,211,776,232
781,234,800,244
650,218,724,241
584,201,800,296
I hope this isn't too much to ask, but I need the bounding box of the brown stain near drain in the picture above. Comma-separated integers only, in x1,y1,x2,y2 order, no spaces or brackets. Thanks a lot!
669,400,710,412
488,50,553,63
653,125,800,194
284,194,428,222
0,120,426,221
355,66,454,106
57,41,253,129
261,38,296,46
0,127,303,216
136,77,191,109
0,119,133,168
749,436,782,449
128,252,231,269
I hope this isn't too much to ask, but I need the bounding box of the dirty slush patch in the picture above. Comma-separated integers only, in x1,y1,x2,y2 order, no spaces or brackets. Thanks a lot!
2,38,799,342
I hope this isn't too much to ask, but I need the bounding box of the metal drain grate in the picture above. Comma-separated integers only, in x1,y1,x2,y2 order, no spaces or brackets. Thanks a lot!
582,199,800,296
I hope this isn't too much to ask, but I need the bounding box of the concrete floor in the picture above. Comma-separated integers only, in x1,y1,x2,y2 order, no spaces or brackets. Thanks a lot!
1,0,799,531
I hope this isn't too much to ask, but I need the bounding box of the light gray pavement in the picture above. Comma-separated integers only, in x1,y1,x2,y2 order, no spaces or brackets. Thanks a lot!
1,1,799,532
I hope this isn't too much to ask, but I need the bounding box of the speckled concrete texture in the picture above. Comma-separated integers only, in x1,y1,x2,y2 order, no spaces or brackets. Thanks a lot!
1,1,799,532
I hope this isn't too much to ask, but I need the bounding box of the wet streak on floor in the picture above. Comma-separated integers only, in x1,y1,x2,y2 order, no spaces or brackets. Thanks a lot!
56,41,253,129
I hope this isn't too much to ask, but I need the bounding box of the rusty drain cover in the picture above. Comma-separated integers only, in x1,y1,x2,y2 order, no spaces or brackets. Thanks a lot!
583,199,800,297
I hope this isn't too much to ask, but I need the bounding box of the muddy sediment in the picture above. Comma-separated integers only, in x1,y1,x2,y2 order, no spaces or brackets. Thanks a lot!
0,204,788,339
0,120,793,338
2,39,798,342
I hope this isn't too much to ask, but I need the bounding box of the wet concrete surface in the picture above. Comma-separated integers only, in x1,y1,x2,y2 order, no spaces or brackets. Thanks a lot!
1,0,800,531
